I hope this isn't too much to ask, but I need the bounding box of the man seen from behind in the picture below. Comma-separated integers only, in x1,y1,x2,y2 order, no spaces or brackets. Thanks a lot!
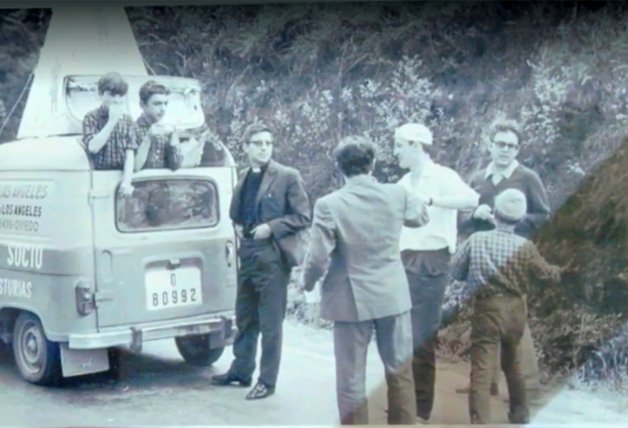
301,136,429,425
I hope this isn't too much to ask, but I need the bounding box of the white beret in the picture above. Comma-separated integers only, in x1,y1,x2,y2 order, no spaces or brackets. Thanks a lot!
394,123,433,146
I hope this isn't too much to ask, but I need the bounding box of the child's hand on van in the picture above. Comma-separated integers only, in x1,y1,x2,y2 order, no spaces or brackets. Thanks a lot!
119,181,135,197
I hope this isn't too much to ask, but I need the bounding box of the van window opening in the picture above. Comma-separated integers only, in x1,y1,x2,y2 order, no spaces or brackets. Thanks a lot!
65,75,203,129
116,178,219,232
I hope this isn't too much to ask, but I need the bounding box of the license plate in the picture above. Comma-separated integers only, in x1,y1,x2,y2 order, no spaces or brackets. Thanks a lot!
145,266,203,310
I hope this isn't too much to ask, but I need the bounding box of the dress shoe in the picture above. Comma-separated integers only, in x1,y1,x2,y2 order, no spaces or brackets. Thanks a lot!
508,411,530,424
245,381,275,400
211,372,251,387
416,416,429,425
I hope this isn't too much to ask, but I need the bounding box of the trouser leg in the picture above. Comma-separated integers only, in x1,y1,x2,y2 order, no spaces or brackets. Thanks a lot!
229,274,259,380
334,320,371,425
520,320,540,383
469,300,501,424
501,298,529,423
373,311,417,425
256,259,289,388
491,345,501,386
404,249,450,419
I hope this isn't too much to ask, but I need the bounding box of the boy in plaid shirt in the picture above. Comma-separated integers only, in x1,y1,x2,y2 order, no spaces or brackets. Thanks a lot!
82,72,138,196
134,80,183,171
451,188,561,424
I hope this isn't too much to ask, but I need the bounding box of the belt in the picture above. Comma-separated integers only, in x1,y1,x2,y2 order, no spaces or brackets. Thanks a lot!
240,237,274,246
401,247,449,255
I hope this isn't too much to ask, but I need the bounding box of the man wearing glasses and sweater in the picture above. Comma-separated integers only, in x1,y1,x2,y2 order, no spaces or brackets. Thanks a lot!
458,119,550,396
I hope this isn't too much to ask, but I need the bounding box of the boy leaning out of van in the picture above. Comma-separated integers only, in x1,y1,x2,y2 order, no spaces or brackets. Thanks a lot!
82,71,138,196
134,80,184,171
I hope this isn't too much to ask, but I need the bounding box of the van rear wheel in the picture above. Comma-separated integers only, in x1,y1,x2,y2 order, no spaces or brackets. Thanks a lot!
175,334,224,366
13,312,61,385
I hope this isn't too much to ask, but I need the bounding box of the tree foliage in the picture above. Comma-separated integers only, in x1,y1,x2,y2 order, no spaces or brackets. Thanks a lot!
0,9,50,140
0,2,626,381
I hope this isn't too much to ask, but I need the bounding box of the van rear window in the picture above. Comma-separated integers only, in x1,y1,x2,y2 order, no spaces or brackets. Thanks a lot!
116,179,219,232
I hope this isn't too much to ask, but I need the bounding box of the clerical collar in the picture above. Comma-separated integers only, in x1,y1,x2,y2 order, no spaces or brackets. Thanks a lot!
251,163,269,174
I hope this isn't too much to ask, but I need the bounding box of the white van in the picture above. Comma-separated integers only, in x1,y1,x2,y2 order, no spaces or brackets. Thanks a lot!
0,75,238,385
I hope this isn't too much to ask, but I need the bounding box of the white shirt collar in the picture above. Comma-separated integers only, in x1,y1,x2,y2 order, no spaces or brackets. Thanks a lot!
484,159,519,180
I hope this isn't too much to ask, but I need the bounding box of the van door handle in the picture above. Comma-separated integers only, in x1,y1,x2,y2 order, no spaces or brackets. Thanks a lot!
88,189,110,205
225,241,234,268
94,290,114,304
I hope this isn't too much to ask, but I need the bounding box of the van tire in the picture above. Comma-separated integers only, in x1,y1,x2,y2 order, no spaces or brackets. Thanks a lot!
175,334,224,366
13,312,61,385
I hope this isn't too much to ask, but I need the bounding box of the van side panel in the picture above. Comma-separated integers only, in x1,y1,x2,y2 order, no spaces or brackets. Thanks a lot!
0,171,97,340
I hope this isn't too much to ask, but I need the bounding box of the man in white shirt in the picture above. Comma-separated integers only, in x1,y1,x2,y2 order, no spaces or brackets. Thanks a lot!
393,123,479,423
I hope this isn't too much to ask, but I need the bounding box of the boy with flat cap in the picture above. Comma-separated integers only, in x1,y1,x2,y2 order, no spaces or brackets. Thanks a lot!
451,188,562,424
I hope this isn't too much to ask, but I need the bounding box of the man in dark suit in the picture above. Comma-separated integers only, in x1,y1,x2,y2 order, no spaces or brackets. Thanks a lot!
211,123,311,400
301,136,429,424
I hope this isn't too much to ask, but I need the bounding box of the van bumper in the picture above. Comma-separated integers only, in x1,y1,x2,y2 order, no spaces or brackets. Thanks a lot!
68,311,236,351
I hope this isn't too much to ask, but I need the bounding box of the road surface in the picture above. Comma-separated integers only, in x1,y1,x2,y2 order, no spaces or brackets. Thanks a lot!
0,320,625,426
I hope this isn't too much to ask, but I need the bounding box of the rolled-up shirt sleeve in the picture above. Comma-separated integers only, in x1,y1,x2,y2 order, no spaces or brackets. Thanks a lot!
82,111,100,149
525,242,561,284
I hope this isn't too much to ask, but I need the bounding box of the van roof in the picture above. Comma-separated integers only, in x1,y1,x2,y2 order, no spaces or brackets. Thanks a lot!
17,6,148,139
0,137,90,171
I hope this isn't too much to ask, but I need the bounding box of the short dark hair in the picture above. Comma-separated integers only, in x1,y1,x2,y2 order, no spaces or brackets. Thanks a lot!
97,72,128,96
489,119,523,145
139,80,170,105
333,135,376,177
242,122,274,145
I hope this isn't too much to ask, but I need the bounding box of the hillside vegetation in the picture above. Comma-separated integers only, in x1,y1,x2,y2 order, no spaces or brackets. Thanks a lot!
0,2,626,383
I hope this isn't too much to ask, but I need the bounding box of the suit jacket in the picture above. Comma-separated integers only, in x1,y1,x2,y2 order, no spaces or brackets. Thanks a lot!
230,159,311,267
302,175,429,322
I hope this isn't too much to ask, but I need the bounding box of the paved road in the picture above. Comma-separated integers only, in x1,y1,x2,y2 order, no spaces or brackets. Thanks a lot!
2,320,619,426
1,321,339,426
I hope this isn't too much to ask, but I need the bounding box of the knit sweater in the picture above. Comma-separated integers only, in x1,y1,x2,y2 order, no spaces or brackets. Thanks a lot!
459,163,550,239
